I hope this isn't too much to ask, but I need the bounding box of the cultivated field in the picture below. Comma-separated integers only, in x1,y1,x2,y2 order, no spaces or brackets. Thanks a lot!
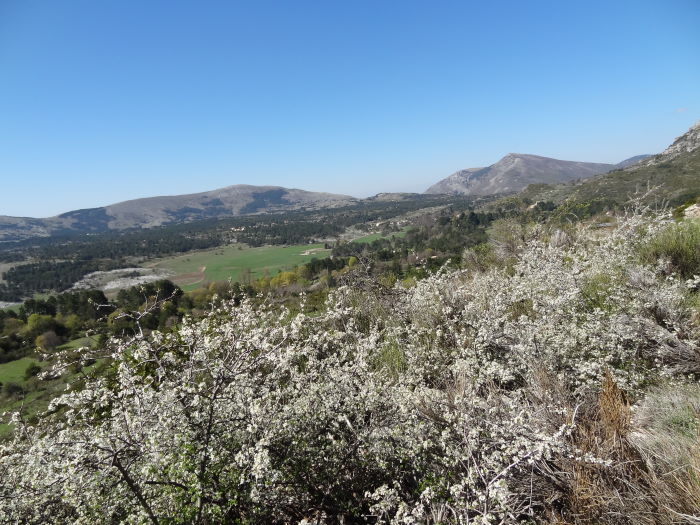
146,243,331,290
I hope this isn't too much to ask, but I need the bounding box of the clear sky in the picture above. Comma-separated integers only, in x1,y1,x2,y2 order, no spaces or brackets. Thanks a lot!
1,0,699,217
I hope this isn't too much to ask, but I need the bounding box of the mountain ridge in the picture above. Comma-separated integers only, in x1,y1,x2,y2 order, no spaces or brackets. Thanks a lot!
3,123,696,242
424,153,631,196
0,184,357,242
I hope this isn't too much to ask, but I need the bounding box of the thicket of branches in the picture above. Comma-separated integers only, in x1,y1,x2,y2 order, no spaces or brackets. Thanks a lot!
1,213,699,524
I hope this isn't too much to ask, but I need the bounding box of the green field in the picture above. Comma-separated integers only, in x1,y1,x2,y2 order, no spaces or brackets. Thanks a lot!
0,355,106,439
59,335,100,350
0,357,42,385
148,243,332,290
352,229,409,244
0,357,44,436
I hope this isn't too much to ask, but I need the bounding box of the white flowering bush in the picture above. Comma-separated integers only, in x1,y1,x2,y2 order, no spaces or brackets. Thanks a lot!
1,214,699,524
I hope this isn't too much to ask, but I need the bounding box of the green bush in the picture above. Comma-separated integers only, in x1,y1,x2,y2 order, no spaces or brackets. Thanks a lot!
580,273,615,312
640,219,700,279
3,382,25,398
23,363,41,381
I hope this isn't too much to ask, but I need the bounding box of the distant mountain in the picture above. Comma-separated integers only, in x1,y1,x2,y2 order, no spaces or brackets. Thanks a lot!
524,121,700,206
614,154,652,169
0,185,357,242
425,154,617,196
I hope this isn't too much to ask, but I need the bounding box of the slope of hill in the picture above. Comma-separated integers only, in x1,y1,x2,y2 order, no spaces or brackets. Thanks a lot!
615,154,652,169
529,121,700,206
425,153,616,195
0,185,357,242
632,120,700,169
3,214,700,523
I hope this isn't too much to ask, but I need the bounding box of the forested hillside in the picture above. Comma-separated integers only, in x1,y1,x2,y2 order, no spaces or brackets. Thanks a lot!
0,196,475,301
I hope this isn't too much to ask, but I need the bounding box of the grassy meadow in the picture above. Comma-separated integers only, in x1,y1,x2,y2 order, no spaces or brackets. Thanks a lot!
351,228,409,244
0,354,106,438
0,357,45,437
147,243,331,290
0,357,42,385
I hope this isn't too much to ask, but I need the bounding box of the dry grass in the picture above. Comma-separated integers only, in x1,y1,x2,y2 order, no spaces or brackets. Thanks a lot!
529,372,700,524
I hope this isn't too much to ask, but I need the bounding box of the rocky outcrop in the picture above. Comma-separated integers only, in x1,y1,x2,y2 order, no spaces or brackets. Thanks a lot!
684,203,700,219
629,121,700,170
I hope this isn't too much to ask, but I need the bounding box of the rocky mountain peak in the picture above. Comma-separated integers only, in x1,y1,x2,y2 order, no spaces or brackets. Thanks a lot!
663,120,700,157
425,154,615,196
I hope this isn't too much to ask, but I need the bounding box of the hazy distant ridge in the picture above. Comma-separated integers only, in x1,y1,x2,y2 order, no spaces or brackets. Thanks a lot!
0,185,356,242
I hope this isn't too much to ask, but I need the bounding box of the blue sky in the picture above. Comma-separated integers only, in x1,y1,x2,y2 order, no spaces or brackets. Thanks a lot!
1,0,699,217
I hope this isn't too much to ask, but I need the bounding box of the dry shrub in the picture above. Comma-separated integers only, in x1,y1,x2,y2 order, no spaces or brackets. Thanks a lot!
598,370,631,442
533,371,661,525
530,372,700,525
630,384,700,523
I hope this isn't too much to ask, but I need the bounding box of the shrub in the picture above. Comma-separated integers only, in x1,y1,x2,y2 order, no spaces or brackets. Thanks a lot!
640,219,700,279
3,382,25,398
1,214,699,524
23,363,41,381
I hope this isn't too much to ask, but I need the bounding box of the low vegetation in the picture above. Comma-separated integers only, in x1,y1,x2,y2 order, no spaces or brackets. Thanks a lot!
526,147,700,209
640,218,700,279
1,212,699,523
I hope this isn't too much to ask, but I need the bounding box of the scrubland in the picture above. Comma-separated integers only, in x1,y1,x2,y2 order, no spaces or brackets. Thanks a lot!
1,213,699,524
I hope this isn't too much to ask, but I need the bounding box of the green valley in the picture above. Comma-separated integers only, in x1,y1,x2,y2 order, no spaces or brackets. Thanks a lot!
147,243,331,290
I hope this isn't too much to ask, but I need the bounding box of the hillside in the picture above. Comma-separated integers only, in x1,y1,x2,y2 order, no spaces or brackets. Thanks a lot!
0,185,357,242
615,153,652,168
425,153,618,195
527,121,700,206
2,213,700,523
